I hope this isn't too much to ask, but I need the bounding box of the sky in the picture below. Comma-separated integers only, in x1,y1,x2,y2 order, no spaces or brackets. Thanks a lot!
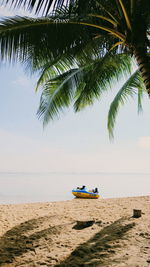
0,5,150,175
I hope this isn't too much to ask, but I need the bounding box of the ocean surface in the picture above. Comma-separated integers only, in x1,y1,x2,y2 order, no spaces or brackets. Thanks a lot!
0,172,149,204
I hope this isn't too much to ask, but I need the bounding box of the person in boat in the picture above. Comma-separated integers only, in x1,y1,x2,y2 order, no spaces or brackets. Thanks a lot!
77,185,86,190
93,188,99,193
81,185,86,190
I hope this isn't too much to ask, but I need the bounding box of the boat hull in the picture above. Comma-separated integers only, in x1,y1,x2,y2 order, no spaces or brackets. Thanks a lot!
72,190,99,199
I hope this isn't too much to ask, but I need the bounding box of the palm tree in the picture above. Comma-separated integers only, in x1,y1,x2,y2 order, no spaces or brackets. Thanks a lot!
2,0,150,89
0,0,148,135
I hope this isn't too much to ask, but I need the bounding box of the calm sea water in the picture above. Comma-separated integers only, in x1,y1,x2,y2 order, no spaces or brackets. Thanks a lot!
0,172,149,204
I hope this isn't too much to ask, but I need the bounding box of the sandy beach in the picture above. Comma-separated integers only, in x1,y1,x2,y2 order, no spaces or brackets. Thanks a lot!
0,195,149,267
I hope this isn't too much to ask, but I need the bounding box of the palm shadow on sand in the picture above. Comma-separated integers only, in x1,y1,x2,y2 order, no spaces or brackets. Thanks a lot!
0,215,63,265
0,216,135,266
55,217,135,267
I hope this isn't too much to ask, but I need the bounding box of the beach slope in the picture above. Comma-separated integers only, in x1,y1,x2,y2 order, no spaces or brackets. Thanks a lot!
0,196,149,266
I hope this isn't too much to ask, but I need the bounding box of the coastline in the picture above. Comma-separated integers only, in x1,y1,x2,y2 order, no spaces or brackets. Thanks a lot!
0,195,149,266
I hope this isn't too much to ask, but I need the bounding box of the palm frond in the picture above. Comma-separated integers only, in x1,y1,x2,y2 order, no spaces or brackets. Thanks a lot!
117,0,132,30
37,67,85,125
74,53,132,111
35,55,77,91
89,14,117,26
3,0,121,16
3,0,74,15
0,14,110,65
107,70,145,139
36,53,133,124
137,82,145,114
79,21,125,41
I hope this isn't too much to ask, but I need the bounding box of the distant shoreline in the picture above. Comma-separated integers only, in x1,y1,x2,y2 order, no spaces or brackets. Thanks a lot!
0,172,149,203
1,171,150,175
0,194,149,206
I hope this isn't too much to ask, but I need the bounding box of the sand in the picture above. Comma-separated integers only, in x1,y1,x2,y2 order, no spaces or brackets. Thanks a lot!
0,195,149,267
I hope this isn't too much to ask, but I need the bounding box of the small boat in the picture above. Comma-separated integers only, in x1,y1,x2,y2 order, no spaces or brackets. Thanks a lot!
72,189,99,199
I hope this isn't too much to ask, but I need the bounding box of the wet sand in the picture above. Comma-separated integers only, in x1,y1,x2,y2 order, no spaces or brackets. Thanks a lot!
0,196,150,266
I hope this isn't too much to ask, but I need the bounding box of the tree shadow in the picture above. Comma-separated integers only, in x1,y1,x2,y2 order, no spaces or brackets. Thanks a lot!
55,217,135,267
0,215,63,265
0,216,135,266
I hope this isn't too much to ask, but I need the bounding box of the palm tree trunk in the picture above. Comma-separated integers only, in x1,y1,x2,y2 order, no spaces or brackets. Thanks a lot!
133,47,150,96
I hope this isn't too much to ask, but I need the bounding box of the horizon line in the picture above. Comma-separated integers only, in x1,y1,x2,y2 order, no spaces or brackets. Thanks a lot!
0,171,150,176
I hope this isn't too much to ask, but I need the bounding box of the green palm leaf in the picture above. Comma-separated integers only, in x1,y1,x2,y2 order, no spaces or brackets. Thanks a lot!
35,55,77,91
37,67,85,125
107,70,145,139
74,53,132,111
137,82,144,114
0,15,96,63
3,0,72,15
37,53,133,125
3,0,119,16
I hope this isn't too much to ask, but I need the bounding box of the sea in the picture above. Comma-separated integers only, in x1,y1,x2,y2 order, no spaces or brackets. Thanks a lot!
0,172,149,204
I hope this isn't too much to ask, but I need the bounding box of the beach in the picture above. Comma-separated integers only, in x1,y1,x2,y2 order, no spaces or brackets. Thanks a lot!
0,196,149,266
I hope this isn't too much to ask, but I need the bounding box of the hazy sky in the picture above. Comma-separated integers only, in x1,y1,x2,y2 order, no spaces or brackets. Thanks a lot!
0,5,150,175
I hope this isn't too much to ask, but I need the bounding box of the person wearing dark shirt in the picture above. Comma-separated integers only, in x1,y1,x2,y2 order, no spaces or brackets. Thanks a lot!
93,188,98,193
77,185,86,190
